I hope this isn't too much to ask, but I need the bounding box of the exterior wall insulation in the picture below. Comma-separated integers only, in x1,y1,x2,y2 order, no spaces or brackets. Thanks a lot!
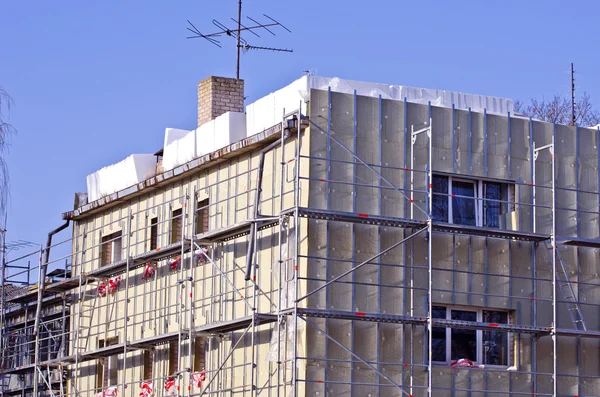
4,83,600,397
306,88,600,397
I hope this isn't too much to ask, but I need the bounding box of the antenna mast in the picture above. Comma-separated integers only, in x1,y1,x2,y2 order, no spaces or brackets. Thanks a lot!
571,62,576,126
187,1,292,79
236,0,242,79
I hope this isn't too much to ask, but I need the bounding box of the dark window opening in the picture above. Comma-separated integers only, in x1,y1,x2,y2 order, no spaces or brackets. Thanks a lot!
431,175,513,229
143,350,153,381
193,337,205,371
169,340,178,376
97,337,119,389
452,181,477,226
170,209,183,244
150,217,158,250
431,306,447,362
101,231,122,267
432,306,511,366
432,176,449,222
484,182,501,228
450,310,477,361
195,199,209,235
483,311,508,366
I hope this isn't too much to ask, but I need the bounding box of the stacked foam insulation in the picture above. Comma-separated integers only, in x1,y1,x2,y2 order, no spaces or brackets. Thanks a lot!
162,112,246,172
86,154,156,202
162,127,196,171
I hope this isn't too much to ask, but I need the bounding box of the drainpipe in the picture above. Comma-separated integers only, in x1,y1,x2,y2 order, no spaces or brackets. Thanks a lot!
245,130,291,280
33,220,70,334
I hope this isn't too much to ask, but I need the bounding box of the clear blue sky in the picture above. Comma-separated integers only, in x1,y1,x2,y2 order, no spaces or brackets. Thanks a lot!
1,0,599,252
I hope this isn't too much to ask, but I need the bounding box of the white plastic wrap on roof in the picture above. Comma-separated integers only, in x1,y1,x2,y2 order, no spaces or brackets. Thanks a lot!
86,154,156,202
245,75,514,137
162,111,246,172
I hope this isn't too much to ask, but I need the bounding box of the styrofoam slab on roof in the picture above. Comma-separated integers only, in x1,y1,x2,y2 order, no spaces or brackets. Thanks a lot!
162,128,196,171
86,154,156,202
213,112,246,151
245,75,514,136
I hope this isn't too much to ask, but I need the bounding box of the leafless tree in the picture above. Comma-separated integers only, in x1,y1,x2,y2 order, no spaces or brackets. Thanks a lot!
514,93,600,127
0,86,16,222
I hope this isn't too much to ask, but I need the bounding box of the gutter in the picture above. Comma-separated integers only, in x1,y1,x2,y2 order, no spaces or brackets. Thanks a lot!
245,129,292,281
33,220,70,335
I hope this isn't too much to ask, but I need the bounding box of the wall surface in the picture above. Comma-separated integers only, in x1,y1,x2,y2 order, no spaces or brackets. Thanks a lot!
63,87,600,397
68,128,308,396
305,88,600,397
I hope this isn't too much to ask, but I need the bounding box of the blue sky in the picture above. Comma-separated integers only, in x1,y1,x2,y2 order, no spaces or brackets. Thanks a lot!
1,0,599,254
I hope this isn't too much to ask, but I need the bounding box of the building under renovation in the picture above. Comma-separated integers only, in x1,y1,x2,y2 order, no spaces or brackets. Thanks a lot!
2,74,600,397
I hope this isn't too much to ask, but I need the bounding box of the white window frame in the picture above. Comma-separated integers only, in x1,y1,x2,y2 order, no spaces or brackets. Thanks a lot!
435,175,514,228
111,237,122,262
447,176,481,226
432,305,512,368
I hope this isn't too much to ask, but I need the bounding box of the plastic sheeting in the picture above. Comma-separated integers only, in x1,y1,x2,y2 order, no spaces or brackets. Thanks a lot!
86,154,156,202
245,75,514,137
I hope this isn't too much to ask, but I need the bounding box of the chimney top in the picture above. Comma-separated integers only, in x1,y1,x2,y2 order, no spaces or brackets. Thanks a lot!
198,76,245,128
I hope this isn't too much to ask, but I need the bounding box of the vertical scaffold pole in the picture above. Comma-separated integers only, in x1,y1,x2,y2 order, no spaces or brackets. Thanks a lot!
276,110,289,397
427,117,433,397
32,246,43,397
122,208,132,397
292,102,302,397
551,132,557,397
189,189,197,396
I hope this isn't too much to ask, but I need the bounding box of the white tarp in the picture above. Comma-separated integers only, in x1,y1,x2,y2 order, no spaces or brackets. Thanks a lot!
162,127,196,171
86,154,156,202
245,75,515,136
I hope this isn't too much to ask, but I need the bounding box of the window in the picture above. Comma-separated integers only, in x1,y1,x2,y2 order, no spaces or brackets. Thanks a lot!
169,340,179,376
143,350,153,381
195,199,210,235
170,208,183,244
97,337,119,389
432,175,513,228
432,306,510,366
149,217,158,250
193,337,206,371
101,231,122,267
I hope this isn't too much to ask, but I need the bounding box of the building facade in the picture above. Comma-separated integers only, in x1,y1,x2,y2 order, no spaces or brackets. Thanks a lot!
2,75,600,397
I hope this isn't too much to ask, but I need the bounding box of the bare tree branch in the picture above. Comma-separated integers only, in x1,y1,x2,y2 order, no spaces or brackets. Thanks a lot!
515,93,600,127
0,86,16,224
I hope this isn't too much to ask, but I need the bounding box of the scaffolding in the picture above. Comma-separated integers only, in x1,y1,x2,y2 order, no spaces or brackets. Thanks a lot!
2,87,600,397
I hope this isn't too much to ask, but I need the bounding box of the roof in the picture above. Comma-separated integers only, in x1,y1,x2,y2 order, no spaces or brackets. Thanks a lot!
0,284,27,310
63,121,284,221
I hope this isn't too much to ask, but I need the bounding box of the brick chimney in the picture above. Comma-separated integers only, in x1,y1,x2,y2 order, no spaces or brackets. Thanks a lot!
197,76,244,128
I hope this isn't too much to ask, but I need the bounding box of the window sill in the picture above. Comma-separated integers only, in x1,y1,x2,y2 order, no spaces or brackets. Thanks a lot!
430,362,514,371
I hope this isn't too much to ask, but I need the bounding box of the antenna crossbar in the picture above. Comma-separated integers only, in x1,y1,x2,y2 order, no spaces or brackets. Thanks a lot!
187,3,292,78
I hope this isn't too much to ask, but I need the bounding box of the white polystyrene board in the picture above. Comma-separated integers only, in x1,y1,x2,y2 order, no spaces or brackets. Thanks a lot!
86,154,156,202
131,154,157,182
196,120,215,157
213,112,246,150
246,76,309,137
162,127,196,171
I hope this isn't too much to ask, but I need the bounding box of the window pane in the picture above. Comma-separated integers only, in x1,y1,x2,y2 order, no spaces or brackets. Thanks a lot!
452,181,476,226
484,182,501,228
450,310,477,361
432,306,446,362
483,311,508,365
432,176,449,222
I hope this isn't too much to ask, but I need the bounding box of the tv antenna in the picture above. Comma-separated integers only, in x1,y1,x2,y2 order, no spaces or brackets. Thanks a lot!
187,0,292,79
